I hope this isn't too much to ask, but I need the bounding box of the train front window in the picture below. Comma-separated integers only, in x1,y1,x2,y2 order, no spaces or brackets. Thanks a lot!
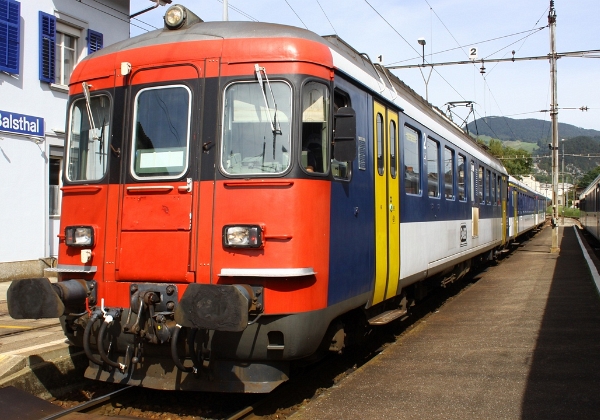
221,81,292,176
131,85,191,179
66,95,111,181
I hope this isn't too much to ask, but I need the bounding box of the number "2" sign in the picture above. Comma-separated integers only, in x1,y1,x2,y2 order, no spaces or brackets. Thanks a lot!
469,47,478,60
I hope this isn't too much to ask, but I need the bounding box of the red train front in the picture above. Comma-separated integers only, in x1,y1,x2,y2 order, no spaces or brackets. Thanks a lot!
7,6,359,392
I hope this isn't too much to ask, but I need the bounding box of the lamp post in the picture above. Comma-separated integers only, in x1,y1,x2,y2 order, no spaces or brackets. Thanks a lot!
417,38,433,102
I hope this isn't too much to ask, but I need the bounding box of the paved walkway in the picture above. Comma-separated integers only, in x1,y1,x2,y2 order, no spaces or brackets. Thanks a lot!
291,224,600,419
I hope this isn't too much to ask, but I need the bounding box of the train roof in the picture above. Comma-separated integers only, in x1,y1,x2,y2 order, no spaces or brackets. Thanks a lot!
81,17,505,174
91,21,329,58
579,173,600,198
508,175,547,198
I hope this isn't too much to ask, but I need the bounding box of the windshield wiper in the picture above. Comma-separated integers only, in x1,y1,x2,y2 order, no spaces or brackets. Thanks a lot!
82,82,99,141
254,65,282,158
254,64,281,135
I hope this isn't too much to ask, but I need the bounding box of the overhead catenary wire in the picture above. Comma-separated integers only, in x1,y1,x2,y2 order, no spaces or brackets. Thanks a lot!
386,27,548,66
316,0,337,35
283,0,308,30
481,80,519,140
362,0,467,101
78,0,156,32
423,0,470,60
215,0,259,21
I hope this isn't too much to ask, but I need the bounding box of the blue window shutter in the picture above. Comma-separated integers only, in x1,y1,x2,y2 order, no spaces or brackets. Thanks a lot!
39,11,55,83
0,0,20,74
87,29,103,54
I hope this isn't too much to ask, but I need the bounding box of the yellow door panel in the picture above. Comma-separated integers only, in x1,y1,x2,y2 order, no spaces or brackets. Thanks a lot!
372,102,388,305
385,111,400,299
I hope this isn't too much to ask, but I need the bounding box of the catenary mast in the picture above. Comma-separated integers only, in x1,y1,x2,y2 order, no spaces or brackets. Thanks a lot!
549,0,559,252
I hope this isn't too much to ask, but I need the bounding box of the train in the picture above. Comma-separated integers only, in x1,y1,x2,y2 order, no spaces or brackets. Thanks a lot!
7,4,547,393
578,175,600,240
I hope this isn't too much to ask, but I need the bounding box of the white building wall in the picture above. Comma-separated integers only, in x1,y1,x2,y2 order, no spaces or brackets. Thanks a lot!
0,0,130,266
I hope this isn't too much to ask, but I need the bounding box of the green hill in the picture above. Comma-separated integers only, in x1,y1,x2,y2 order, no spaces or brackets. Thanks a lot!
466,117,600,143
536,136,600,175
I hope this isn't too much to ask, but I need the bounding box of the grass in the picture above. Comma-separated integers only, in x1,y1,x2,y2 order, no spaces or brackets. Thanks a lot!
546,206,580,218
502,141,539,153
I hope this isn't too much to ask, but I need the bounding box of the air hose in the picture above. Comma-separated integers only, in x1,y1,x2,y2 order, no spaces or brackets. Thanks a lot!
97,314,126,372
83,312,104,366
171,324,197,374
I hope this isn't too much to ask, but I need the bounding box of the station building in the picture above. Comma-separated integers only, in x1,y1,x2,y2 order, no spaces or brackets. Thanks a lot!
0,0,132,280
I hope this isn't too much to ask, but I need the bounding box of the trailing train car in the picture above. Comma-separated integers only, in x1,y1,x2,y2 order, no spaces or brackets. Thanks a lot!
507,176,548,240
579,174,600,240
7,5,544,393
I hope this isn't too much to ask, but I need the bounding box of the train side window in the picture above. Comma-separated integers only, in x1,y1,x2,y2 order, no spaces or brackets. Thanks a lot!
404,125,421,195
478,165,483,203
390,120,397,178
132,85,191,179
427,137,440,198
458,154,466,201
486,169,491,204
221,80,292,176
301,81,330,174
470,161,475,203
376,113,384,176
495,174,499,205
444,146,454,200
332,89,351,180
66,94,111,182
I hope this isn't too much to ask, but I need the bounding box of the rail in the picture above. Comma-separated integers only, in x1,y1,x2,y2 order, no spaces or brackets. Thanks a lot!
40,386,133,420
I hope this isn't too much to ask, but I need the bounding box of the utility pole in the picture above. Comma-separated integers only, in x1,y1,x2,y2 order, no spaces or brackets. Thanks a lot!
549,0,560,252
223,0,229,21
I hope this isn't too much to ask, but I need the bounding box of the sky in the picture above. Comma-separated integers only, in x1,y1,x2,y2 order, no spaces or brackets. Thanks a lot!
127,0,600,133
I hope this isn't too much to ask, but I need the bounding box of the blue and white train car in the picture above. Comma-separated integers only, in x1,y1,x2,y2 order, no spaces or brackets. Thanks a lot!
326,37,509,304
507,176,548,240
579,174,600,241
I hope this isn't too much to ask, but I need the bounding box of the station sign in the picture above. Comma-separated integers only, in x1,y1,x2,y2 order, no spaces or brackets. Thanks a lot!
0,110,45,138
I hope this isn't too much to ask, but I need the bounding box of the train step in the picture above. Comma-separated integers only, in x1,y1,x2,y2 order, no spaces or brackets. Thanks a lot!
368,308,408,326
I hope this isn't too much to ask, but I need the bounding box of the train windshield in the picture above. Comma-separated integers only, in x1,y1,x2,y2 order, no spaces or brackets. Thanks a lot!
66,95,111,181
221,81,292,175
131,85,192,179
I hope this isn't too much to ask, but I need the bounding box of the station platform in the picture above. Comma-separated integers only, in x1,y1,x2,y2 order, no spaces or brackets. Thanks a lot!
0,281,84,398
291,222,600,419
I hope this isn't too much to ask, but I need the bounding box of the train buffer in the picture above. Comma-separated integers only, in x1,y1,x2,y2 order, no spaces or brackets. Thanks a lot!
291,220,600,419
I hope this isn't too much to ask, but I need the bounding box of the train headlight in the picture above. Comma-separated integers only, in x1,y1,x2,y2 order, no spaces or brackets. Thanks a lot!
65,226,94,247
164,5,186,29
223,225,263,248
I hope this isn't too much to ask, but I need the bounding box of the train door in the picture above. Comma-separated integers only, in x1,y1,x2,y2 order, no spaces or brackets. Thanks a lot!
116,65,201,283
513,190,519,236
372,101,400,305
501,175,508,244
471,161,479,237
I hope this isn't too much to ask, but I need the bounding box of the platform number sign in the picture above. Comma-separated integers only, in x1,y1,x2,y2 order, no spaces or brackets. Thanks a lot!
469,47,478,61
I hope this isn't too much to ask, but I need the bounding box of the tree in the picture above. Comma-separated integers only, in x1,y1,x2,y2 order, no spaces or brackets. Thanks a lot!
487,138,533,177
578,166,600,190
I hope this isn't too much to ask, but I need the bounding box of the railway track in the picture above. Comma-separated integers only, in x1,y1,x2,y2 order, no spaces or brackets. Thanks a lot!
42,386,134,420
